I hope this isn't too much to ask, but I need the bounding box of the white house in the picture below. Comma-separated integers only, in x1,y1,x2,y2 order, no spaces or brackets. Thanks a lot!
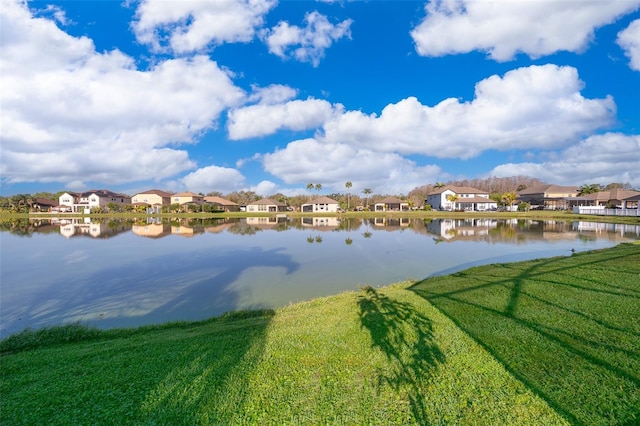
426,186,497,211
58,190,131,213
301,196,340,213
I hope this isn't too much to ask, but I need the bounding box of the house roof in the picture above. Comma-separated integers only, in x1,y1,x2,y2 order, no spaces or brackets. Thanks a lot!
34,198,57,206
173,191,202,197
248,198,286,206
376,196,406,204
305,196,339,205
135,189,172,197
428,185,486,196
518,184,578,195
204,196,238,206
81,189,130,198
583,189,640,201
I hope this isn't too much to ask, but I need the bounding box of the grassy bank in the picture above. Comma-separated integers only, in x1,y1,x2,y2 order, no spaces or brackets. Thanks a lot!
411,242,640,425
1,244,638,424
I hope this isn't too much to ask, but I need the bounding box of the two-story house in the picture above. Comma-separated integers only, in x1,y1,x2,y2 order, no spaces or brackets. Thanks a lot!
517,185,579,210
58,190,131,213
426,186,497,211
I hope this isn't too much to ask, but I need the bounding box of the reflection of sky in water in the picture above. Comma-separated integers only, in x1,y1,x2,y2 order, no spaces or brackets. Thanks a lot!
1,219,638,336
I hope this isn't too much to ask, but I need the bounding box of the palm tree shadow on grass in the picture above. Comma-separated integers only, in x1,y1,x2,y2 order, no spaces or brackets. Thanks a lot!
357,286,444,424
409,245,640,425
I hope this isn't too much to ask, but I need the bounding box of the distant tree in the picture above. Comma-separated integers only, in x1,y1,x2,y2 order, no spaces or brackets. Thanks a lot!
106,202,121,213
315,183,322,194
435,182,445,188
345,181,353,211
206,191,223,197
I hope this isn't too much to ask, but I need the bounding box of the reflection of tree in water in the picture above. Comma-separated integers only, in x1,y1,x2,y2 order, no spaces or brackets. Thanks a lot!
357,286,444,423
226,222,262,235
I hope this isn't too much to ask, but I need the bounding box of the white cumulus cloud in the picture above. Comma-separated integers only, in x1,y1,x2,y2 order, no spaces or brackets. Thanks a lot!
617,19,640,71
133,0,277,53
0,0,244,187
228,98,338,139
411,0,640,61
262,138,442,194
490,133,640,187
181,165,247,194
321,64,615,158
262,10,352,66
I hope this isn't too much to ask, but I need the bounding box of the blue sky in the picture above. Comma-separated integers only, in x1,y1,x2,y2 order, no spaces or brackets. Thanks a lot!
1,0,639,197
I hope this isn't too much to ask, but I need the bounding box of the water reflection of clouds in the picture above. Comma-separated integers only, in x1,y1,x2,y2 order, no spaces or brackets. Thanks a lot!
1,218,639,337
64,250,88,264
2,246,298,335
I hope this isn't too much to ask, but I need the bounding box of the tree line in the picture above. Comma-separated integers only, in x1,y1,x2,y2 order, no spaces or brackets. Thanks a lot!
0,178,635,213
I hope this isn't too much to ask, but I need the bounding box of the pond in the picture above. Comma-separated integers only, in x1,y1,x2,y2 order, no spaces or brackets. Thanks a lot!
1,216,638,337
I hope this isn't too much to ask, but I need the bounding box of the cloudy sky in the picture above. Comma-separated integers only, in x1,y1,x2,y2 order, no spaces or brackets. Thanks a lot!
1,0,639,196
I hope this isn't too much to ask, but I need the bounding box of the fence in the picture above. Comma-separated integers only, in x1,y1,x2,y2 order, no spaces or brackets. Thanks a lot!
573,207,639,216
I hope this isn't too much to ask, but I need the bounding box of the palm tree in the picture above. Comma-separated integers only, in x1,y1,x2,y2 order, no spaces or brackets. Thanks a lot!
315,183,322,195
446,193,459,211
579,183,602,195
435,182,445,189
363,188,372,210
307,183,314,201
345,181,353,211
501,192,517,211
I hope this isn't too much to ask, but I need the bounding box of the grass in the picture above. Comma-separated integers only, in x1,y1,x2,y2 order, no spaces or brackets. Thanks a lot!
1,244,638,424
1,288,566,425
411,242,640,426
2,209,639,226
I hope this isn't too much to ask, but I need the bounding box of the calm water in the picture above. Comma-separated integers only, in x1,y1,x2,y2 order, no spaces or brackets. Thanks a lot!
1,217,638,337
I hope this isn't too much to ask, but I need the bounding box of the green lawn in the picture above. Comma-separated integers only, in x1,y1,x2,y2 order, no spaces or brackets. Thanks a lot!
2,292,564,424
2,243,638,425
411,242,640,425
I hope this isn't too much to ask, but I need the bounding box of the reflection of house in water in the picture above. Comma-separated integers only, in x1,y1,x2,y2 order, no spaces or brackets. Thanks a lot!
54,218,131,239
245,216,289,230
301,217,341,229
132,222,172,238
171,222,205,237
427,219,499,241
574,221,640,238
372,217,411,229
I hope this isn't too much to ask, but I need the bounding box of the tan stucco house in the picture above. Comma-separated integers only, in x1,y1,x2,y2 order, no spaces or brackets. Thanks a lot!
171,192,204,205
246,198,287,213
204,196,240,212
131,189,172,207
374,196,409,212
301,196,340,213
517,185,579,210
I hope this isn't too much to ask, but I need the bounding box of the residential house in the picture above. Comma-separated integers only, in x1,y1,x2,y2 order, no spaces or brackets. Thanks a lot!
32,198,57,212
517,185,579,210
301,196,340,213
374,196,409,212
171,192,204,206
581,189,640,208
204,196,240,212
246,198,287,213
131,189,172,210
426,186,497,211
58,190,131,213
